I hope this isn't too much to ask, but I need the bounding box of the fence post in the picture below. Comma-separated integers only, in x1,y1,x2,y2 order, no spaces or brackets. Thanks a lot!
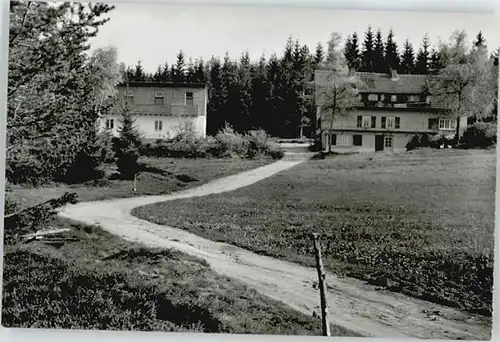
133,173,137,194
312,233,331,337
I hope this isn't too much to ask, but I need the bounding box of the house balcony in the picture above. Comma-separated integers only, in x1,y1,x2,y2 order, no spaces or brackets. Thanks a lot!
353,101,435,110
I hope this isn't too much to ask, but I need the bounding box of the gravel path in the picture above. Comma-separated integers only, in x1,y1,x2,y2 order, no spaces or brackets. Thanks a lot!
58,153,491,339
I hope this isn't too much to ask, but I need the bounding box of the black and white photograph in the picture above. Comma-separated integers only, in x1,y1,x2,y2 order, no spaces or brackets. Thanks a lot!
1,1,498,340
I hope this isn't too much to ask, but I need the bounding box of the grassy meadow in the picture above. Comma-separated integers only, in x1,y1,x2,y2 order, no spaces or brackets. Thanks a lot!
133,148,496,316
8,157,274,207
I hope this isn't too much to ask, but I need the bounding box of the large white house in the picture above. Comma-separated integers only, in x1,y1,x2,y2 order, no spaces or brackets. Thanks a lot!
99,81,207,140
314,68,467,152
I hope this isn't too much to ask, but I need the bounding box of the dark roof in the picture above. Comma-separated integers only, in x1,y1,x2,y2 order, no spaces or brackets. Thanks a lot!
314,70,435,94
118,81,206,89
314,69,448,110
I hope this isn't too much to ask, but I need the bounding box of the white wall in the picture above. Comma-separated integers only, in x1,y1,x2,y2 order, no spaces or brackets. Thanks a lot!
98,114,206,140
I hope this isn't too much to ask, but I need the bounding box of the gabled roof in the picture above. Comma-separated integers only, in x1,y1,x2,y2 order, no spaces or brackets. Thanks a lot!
356,72,430,94
314,69,449,110
314,69,435,94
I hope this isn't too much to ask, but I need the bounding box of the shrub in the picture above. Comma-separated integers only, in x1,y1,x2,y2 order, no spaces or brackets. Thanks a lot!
213,125,248,158
114,108,143,180
95,130,115,163
246,129,283,159
140,125,283,160
308,140,323,152
406,133,454,151
460,122,497,149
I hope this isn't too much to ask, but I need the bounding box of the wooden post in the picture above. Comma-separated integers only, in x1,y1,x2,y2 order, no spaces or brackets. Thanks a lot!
312,233,330,337
133,173,137,194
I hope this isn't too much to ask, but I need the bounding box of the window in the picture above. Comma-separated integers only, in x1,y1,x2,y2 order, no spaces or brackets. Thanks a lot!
154,120,163,131
386,117,395,129
391,95,397,102
368,94,378,101
381,117,386,128
154,90,164,105
380,94,385,102
426,95,431,104
384,136,393,148
439,118,456,130
353,134,363,146
185,92,194,106
357,116,362,128
395,117,400,129
407,95,417,102
428,118,438,130
371,116,376,128
331,134,337,146
105,119,114,130
362,116,371,128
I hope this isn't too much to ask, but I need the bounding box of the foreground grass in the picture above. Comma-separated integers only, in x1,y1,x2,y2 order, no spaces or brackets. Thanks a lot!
8,157,274,207
2,218,358,336
133,149,496,316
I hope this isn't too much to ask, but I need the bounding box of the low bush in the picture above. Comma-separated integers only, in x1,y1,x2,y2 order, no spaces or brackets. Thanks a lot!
406,133,454,151
141,125,283,160
460,122,497,149
1,248,217,331
308,140,323,152
212,126,248,158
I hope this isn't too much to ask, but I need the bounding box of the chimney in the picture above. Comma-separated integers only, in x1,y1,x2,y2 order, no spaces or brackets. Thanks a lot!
391,69,399,81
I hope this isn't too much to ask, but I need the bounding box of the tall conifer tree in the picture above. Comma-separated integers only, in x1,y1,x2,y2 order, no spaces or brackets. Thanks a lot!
400,39,415,74
373,29,385,72
385,29,400,72
415,34,430,74
361,26,375,72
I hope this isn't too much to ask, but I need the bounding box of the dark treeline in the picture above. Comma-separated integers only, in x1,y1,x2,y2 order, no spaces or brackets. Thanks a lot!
125,28,495,137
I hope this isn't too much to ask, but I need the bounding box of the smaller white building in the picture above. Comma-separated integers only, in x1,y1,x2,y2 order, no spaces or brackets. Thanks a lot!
99,81,207,140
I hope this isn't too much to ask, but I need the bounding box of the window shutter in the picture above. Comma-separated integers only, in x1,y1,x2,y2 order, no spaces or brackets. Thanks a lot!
395,117,400,129
371,116,376,128
357,116,362,128
381,117,386,128
159,121,162,130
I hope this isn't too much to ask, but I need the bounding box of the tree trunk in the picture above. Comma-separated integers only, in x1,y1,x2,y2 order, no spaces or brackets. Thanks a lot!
328,86,337,154
455,115,461,146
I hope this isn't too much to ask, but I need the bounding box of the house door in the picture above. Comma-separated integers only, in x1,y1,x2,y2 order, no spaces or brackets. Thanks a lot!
375,135,384,151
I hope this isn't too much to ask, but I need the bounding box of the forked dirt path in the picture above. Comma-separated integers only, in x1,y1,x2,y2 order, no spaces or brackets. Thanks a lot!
58,153,491,340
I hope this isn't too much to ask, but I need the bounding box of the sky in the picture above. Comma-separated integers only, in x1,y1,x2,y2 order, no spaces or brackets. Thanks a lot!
88,2,499,72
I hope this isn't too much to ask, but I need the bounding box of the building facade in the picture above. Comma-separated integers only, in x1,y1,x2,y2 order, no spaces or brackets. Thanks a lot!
99,82,207,140
314,69,467,153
